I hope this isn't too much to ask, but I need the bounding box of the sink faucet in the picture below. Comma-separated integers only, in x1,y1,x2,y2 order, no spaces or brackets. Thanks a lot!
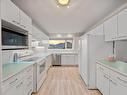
13,53,18,62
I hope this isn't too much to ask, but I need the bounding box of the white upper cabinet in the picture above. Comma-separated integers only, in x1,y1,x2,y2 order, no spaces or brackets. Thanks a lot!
1,0,20,26
118,8,127,40
1,0,32,32
20,10,32,31
88,24,104,35
104,15,118,41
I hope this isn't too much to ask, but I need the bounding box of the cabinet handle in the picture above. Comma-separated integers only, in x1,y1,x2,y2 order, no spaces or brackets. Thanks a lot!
27,75,32,80
104,75,109,79
110,80,117,85
16,82,23,88
112,37,116,39
9,78,18,85
118,36,127,38
117,77,127,83
99,67,104,71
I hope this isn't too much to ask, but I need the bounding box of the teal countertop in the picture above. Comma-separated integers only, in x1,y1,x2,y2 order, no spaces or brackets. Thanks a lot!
97,60,127,76
2,53,52,81
2,62,35,81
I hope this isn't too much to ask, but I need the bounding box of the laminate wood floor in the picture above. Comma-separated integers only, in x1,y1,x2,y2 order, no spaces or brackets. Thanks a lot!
32,67,101,95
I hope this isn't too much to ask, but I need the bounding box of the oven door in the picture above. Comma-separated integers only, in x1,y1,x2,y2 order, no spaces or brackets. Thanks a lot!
37,59,47,91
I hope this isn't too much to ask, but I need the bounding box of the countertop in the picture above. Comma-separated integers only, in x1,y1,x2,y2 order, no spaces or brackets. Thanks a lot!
96,60,127,76
2,53,52,81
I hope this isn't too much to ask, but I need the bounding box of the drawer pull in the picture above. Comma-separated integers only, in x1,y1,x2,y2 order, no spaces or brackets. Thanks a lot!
16,82,23,88
110,80,117,85
118,36,127,38
104,75,109,79
27,68,32,72
9,78,18,85
27,75,32,80
99,67,104,71
117,77,127,83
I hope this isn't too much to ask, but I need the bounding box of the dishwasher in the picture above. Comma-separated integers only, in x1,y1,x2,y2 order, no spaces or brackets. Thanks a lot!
52,54,61,66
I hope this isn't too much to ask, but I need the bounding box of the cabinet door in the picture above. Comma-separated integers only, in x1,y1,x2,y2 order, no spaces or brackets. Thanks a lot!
15,81,24,95
96,64,102,90
110,79,127,95
104,15,118,41
118,8,127,39
20,10,32,31
4,0,20,25
102,74,110,95
96,64,103,92
3,87,16,95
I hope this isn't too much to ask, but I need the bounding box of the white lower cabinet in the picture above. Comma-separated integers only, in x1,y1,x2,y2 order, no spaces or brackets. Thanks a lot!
96,63,127,95
96,64,110,95
110,79,127,95
61,54,77,65
2,65,33,95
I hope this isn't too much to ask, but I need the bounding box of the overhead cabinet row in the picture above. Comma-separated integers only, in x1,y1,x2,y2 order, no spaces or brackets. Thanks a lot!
1,0,32,32
104,8,127,41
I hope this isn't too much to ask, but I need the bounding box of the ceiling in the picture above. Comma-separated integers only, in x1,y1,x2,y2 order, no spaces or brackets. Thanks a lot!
12,0,127,36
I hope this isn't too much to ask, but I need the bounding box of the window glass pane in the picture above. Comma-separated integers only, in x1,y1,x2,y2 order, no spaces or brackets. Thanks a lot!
48,40,65,49
66,40,73,49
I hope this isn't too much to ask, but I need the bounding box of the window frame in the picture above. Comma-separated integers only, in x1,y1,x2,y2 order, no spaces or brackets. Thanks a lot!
48,39,74,50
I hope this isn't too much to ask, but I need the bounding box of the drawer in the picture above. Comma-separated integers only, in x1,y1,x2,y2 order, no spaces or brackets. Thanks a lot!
110,70,127,87
2,71,23,92
23,66,33,77
97,64,109,75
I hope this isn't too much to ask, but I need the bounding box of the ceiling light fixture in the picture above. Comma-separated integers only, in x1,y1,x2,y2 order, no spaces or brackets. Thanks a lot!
57,0,70,6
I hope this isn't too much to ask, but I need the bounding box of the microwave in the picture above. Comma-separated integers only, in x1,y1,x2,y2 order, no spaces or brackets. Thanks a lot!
2,26,28,50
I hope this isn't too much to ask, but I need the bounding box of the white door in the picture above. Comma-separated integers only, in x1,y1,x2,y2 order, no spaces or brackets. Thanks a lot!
104,15,118,41
118,8,127,39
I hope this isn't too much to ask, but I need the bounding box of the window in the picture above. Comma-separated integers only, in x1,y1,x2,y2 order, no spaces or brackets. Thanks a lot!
48,40,73,49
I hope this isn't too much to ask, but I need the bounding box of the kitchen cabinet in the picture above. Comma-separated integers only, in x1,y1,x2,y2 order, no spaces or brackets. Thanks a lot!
46,55,52,69
88,24,104,35
32,26,49,41
1,0,32,31
118,8,127,40
96,63,127,95
96,64,103,92
96,64,110,95
110,77,127,95
1,0,20,26
20,10,32,31
61,54,77,65
104,15,118,41
2,65,33,95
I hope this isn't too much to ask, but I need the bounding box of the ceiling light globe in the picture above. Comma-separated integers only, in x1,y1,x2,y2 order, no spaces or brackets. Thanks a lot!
57,0,70,6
